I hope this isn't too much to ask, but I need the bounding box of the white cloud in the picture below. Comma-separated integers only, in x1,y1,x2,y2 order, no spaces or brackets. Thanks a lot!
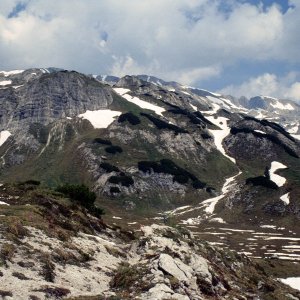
219,72,300,101
0,0,299,89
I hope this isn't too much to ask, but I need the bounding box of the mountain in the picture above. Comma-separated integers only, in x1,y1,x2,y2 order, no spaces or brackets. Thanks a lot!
1,68,300,297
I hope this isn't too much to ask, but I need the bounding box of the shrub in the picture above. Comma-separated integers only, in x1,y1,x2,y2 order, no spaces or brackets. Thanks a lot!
23,180,41,186
100,162,119,173
105,145,123,154
118,112,141,125
201,133,212,139
110,187,120,194
56,184,96,209
138,159,206,189
93,138,112,145
192,180,206,189
173,174,189,184
246,176,278,189
108,176,134,187
140,112,188,134
110,263,140,290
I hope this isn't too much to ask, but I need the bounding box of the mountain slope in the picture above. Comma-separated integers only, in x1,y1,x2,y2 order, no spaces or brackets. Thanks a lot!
0,68,299,266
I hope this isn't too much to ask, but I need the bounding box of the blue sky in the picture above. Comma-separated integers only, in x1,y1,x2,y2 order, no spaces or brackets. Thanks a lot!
0,0,299,101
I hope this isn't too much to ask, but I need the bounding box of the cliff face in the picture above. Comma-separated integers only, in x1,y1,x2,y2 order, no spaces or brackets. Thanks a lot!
0,71,114,136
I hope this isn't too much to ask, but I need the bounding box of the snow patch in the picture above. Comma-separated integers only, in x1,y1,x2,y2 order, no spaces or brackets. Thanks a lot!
289,125,299,134
13,85,24,89
269,161,287,187
190,104,197,111
205,116,236,163
209,217,226,224
0,70,24,76
0,130,12,147
0,80,12,86
261,225,277,229
0,201,9,206
254,130,266,134
78,109,122,129
114,88,165,116
280,277,300,289
255,110,267,119
200,171,241,214
292,134,300,141
270,101,294,111
280,193,290,205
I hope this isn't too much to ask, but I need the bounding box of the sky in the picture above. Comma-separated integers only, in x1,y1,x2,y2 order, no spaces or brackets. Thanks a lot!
0,0,300,101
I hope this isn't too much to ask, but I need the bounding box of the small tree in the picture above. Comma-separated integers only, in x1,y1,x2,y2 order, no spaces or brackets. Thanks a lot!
56,184,96,210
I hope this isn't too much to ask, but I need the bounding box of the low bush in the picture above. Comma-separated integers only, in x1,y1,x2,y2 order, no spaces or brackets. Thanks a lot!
118,112,141,125
108,176,134,187
100,162,119,173
93,138,112,145
56,184,96,210
246,176,278,189
140,112,188,134
138,159,206,189
105,145,123,154
110,187,120,194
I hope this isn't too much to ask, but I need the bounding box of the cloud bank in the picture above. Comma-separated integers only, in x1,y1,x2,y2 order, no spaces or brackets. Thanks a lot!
0,0,299,100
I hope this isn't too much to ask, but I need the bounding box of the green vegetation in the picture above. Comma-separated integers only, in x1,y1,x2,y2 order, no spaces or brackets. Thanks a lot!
138,159,206,188
118,112,141,125
140,112,188,134
108,175,134,187
93,138,112,145
100,162,119,173
55,184,104,216
105,145,123,154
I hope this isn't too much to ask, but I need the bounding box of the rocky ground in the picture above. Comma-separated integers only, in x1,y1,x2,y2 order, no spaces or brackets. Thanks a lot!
0,183,300,300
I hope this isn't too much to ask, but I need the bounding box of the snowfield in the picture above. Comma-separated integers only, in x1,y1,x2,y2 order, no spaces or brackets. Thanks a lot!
0,70,24,76
0,130,12,147
205,116,236,163
0,80,12,86
280,277,300,291
269,161,287,187
280,193,290,205
114,88,165,116
78,109,122,129
270,101,294,111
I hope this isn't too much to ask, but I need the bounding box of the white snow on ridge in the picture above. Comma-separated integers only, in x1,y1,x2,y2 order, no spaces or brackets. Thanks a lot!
0,201,9,206
270,101,294,111
0,70,24,76
78,109,122,129
0,130,12,147
280,193,290,205
206,116,236,163
269,161,287,187
114,88,165,116
0,80,12,86
280,277,300,291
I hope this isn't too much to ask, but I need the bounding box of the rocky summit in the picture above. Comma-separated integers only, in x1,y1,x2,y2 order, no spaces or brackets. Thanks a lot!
0,68,300,299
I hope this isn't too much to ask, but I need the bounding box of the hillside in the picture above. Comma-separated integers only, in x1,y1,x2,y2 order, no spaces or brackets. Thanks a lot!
0,183,299,299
